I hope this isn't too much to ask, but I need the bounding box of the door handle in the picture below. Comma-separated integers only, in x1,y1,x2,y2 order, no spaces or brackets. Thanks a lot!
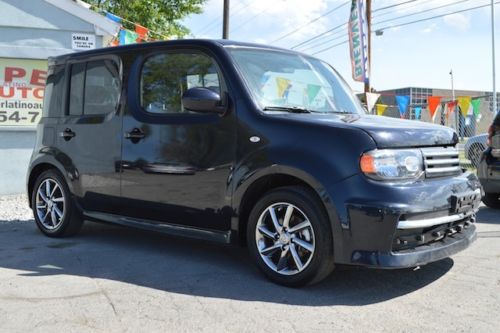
125,128,145,141
59,128,75,141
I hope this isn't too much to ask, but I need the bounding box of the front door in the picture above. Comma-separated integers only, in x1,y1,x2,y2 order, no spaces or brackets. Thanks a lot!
56,57,123,214
120,49,236,231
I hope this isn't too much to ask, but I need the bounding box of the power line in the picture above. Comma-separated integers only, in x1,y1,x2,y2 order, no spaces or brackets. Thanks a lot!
373,0,418,13
291,21,347,49
310,2,500,56
270,1,350,43
372,0,435,19
376,1,499,33
194,1,251,37
373,0,473,27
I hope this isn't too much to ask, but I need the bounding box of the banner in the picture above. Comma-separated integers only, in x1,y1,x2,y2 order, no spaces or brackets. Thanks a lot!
471,99,481,118
365,92,380,114
427,96,442,120
119,29,139,45
375,104,388,116
457,96,471,117
105,12,122,23
414,106,422,120
348,0,369,83
135,24,149,42
0,58,47,127
395,95,410,118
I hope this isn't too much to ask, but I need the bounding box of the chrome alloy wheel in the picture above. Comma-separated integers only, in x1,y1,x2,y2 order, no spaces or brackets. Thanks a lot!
255,202,316,275
35,178,65,230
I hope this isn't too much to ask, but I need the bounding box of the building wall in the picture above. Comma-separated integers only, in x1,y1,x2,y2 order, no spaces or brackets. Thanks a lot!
0,0,118,195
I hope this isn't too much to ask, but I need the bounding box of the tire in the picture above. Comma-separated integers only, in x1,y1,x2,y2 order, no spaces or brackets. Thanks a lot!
31,169,83,237
482,193,500,209
247,186,335,287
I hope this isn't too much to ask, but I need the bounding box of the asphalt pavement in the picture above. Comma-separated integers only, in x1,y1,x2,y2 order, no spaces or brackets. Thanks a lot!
0,202,499,332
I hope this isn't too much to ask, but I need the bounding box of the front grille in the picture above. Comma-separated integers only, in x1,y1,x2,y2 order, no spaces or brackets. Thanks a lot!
421,147,461,178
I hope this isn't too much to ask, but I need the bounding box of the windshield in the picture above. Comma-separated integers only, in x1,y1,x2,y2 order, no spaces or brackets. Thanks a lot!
227,48,365,114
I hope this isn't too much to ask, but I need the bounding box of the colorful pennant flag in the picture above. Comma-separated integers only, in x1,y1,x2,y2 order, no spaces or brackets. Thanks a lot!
105,12,122,23
119,29,139,45
414,106,422,120
395,95,410,118
446,101,457,121
307,84,321,103
135,24,149,42
471,99,481,118
427,96,442,120
457,96,471,117
276,77,291,99
375,104,388,116
365,92,380,114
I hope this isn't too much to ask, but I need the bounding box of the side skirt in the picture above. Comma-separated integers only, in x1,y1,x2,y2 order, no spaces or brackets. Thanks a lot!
83,211,232,244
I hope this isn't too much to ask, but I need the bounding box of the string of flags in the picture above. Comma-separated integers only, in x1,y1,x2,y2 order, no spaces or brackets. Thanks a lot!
104,11,168,46
365,92,483,120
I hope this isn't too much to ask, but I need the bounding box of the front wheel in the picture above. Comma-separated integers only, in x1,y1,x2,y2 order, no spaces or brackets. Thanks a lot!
482,193,500,209
31,169,83,237
247,186,334,287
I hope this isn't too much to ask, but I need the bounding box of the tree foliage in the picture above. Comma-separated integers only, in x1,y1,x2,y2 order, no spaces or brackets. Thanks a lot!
87,0,206,39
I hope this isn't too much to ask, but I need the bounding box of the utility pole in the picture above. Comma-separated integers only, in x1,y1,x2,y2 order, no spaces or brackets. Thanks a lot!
222,0,230,39
364,0,372,93
491,0,497,113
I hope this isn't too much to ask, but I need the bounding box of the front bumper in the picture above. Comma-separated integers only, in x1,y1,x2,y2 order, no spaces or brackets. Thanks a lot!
328,171,481,268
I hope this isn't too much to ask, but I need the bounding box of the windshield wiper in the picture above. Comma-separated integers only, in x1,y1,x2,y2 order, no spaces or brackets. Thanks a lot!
263,106,313,113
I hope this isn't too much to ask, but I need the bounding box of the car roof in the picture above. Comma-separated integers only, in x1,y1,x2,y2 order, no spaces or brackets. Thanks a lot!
49,39,300,65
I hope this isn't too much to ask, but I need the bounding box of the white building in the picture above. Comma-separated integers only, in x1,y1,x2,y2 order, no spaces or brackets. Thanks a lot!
0,0,119,194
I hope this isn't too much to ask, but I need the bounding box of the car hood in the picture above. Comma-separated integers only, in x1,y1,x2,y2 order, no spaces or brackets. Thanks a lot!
279,113,458,148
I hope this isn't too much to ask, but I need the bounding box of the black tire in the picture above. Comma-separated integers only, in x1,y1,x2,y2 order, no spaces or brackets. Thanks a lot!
482,193,500,209
247,186,335,287
31,169,83,237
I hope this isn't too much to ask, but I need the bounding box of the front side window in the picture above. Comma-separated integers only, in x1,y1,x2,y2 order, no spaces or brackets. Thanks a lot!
227,48,365,114
141,52,221,114
68,59,120,116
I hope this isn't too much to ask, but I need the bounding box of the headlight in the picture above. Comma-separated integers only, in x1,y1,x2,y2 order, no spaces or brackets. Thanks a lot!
360,149,424,181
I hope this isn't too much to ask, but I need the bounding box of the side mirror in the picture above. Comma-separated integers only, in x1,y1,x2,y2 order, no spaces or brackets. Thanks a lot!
182,87,225,114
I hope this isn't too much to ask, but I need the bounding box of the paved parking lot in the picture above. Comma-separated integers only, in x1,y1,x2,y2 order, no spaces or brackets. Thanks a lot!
0,195,499,332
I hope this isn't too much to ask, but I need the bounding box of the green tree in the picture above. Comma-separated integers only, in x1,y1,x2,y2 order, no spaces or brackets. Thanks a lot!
87,0,206,39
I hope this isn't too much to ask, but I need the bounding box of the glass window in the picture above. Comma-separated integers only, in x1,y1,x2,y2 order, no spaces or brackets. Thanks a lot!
42,65,64,118
69,63,85,116
84,60,121,115
227,48,364,114
141,52,221,114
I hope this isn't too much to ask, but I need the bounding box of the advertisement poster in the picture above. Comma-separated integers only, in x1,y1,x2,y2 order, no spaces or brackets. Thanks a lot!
0,58,47,127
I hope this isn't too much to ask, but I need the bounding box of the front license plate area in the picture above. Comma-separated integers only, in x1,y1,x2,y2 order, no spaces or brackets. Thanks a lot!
450,191,480,214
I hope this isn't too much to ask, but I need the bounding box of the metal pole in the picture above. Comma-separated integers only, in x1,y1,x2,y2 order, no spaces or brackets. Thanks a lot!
364,0,372,93
450,69,459,135
222,0,230,39
491,0,497,113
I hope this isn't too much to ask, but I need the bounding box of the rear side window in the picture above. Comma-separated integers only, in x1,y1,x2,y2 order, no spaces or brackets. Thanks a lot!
42,64,65,118
68,59,121,116
140,52,221,114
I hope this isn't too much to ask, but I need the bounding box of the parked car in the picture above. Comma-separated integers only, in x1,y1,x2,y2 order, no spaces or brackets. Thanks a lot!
464,134,488,167
27,40,482,286
478,112,500,208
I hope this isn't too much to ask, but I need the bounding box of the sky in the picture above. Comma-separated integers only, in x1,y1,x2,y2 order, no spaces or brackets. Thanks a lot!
181,0,500,94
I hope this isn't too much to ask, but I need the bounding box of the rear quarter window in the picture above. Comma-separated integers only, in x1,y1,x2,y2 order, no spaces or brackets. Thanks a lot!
42,64,65,118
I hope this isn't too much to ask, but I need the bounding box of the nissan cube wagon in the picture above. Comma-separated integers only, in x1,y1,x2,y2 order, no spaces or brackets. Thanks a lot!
27,40,481,286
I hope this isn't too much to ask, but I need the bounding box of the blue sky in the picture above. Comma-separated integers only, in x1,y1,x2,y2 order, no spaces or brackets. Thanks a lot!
182,0,499,94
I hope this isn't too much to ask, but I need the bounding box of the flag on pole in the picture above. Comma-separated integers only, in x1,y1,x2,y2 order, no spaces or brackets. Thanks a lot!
348,0,369,83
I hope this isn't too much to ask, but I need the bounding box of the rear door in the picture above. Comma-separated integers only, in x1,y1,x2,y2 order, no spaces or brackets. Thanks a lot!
119,48,236,231
56,56,123,214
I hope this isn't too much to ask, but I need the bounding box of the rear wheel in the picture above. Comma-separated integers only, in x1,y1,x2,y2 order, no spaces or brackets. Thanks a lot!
482,193,500,209
31,169,83,237
247,186,334,287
